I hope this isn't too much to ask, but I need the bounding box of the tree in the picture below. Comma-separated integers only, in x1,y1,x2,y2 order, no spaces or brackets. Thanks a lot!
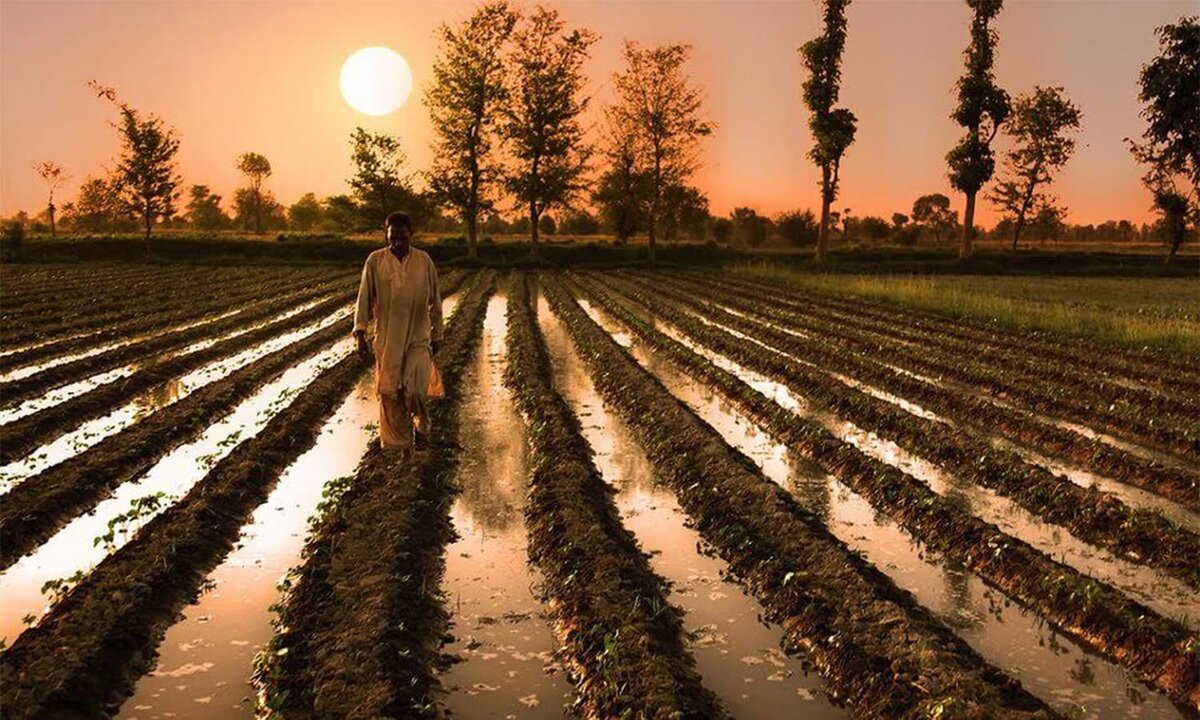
946,0,1010,259
559,209,601,236
856,215,892,242
233,188,284,232
800,0,857,262
33,161,68,237
235,152,272,234
501,6,595,257
592,110,649,242
776,209,820,246
287,192,324,231
1127,16,1199,264
68,175,128,233
425,1,518,259
892,212,909,228
90,81,181,254
730,207,769,246
538,214,557,236
611,41,714,263
708,216,733,244
349,127,423,230
321,194,361,233
912,193,958,243
659,183,710,242
987,86,1082,251
185,185,228,230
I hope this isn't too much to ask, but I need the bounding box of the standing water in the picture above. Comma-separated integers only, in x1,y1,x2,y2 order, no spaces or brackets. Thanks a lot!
537,290,845,718
438,293,572,718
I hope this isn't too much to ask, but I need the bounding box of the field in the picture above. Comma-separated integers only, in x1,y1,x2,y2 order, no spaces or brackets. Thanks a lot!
0,261,1197,719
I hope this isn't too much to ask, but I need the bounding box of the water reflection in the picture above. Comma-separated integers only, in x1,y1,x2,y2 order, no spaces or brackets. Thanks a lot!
0,341,352,648
541,289,843,718
440,292,571,719
115,372,377,720
577,293,1183,720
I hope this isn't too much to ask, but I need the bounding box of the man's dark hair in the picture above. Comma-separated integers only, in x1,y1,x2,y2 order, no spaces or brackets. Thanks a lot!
385,211,413,231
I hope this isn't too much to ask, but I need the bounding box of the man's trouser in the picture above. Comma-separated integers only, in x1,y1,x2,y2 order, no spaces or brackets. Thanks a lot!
379,386,429,450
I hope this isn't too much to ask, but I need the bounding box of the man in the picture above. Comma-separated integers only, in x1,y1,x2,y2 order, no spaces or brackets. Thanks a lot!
353,211,443,455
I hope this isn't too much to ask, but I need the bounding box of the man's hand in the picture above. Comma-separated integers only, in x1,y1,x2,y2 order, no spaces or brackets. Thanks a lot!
354,330,373,364
430,339,441,357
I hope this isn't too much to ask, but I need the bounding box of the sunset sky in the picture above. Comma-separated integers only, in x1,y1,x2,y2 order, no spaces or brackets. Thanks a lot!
2,0,1193,227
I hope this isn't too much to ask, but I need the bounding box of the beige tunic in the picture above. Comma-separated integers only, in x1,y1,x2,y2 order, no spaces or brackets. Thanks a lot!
353,247,443,397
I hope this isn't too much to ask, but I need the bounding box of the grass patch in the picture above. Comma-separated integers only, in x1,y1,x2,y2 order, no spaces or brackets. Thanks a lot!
732,264,1200,359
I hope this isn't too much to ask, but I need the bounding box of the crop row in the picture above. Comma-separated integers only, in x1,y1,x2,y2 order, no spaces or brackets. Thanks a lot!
0,272,473,568
1,263,203,309
0,347,368,717
570,273,1199,711
255,272,493,718
1,265,339,339
0,275,351,408
540,274,1056,718
593,274,1199,588
657,273,1197,460
685,272,1199,422
0,292,354,465
0,266,356,368
715,271,1198,390
504,274,723,717
623,274,1200,513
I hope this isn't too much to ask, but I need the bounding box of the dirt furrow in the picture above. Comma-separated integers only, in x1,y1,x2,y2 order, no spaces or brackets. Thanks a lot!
505,274,725,718
656,273,1197,460
254,273,493,718
571,274,1199,713
0,352,368,718
593,274,1200,589
541,275,1055,719
624,273,1200,514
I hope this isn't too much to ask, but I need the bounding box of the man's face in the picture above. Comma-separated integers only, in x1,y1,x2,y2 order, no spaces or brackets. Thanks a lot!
387,223,412,253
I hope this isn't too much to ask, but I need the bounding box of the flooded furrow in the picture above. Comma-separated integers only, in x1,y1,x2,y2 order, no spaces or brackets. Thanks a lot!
538,294,844,718
637,306,1200,629
438,293,571,718
0,307,246,384
677,298,1200,535
114,372,376,719
0,294,339,425
0,306,353,489
0,339,353,648
575,298,1182,720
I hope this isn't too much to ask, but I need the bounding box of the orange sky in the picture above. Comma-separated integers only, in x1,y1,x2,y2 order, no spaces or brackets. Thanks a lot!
1,0,1193,227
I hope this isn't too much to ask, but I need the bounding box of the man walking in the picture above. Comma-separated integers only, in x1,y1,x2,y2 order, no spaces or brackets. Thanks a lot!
353,211,443,454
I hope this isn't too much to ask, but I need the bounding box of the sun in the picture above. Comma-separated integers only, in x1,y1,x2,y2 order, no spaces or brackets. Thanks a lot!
340,46,413,116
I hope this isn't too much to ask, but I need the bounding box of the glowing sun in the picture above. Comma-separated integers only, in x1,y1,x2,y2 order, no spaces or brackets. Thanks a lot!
340,47,412,116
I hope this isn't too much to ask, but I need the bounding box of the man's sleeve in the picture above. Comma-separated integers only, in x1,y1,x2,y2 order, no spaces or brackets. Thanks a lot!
353,255,374,334
429,257,443,343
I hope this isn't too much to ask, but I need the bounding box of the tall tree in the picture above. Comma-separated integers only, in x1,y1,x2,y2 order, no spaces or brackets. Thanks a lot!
349,127,423,230
611,41,713,264
236,152,272,234
33,161,68,237
425,1,518,259
987,86,1081,251
912,193,958,243
69,175,127,233
501,5,595,257
90,81,181,254
1127,16,1199,264
946,0,1010,259
287,192,324,231
800,0,857,263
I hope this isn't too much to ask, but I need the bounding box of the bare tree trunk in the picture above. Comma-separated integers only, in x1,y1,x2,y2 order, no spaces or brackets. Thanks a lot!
648,219,657,265
48,203,56,238
960,193,976,259
816,165,831,262
467,211,478,260
1011,219,1023,251
144,206,152,258
529,202,539,258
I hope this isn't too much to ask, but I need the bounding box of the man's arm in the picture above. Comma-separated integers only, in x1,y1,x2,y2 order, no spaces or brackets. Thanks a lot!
353,255,374,360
